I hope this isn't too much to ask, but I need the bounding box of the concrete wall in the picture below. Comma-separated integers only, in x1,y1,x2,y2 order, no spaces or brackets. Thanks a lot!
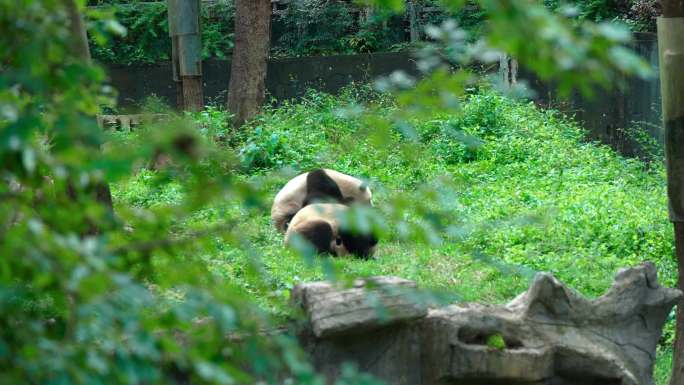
108,35,662,157
525,32,661,157
107,52,420,108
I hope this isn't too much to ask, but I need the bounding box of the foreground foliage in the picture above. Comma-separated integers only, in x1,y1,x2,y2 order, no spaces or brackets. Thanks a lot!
1,1,326,384
1,0,660,384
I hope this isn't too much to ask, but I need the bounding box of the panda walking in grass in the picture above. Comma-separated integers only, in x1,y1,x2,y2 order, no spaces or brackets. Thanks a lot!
271,169,378,258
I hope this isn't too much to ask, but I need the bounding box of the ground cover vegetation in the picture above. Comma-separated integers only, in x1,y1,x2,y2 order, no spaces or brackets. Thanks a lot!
113,86,676,383
87,0,659,65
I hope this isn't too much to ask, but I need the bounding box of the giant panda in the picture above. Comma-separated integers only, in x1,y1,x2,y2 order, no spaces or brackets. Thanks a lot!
271,169,372,233
284,203,378,258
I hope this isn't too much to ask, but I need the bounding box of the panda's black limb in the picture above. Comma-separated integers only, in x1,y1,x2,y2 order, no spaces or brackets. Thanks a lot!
305,169,344,205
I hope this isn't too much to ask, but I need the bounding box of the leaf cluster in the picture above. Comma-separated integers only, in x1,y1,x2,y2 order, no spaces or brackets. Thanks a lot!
0,1,340,384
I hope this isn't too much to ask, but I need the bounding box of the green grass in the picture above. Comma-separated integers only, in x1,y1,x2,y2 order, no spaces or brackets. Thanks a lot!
113,88,676,384
656,348,674,385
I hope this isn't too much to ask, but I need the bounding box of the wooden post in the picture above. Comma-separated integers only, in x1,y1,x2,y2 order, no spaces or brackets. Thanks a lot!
659,2,684,384
170,35,184,109
408,0,420,43
361,5,373,24
168,0,204,112
499,54,518,88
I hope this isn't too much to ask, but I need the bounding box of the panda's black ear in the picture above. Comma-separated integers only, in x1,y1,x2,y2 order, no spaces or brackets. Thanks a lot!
298,220,334,255
340,229,378,259
305,169,344,205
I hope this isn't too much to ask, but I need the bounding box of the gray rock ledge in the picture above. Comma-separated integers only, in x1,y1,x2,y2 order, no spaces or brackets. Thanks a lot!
293,262,681,385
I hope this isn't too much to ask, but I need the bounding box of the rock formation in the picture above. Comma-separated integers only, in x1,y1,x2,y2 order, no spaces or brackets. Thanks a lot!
293,262,681,385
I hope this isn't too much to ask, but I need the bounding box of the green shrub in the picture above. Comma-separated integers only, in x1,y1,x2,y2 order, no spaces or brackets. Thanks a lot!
90,2,170,64
87,0,657,66
89,0,235,65
274,0,356,57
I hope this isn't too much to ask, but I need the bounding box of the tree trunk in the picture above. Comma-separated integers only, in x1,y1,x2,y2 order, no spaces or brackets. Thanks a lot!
673,223,684,385
227,0,272,128
660,2,684,384
182,76,203,112
65,0,91,64
64,0,114,222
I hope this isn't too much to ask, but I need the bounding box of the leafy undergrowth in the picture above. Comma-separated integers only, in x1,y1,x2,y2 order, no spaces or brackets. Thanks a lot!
112,88,675,383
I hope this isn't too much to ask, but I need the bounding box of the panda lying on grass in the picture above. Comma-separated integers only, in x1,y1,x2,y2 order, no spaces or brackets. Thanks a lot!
271,169,377,258
285,203,378,258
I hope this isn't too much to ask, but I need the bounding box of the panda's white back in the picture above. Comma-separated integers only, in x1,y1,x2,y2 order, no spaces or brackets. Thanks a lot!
271,169,372,234
271,172,308,233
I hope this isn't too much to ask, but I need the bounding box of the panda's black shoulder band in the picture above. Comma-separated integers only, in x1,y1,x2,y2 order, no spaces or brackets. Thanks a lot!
305,169,344,204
